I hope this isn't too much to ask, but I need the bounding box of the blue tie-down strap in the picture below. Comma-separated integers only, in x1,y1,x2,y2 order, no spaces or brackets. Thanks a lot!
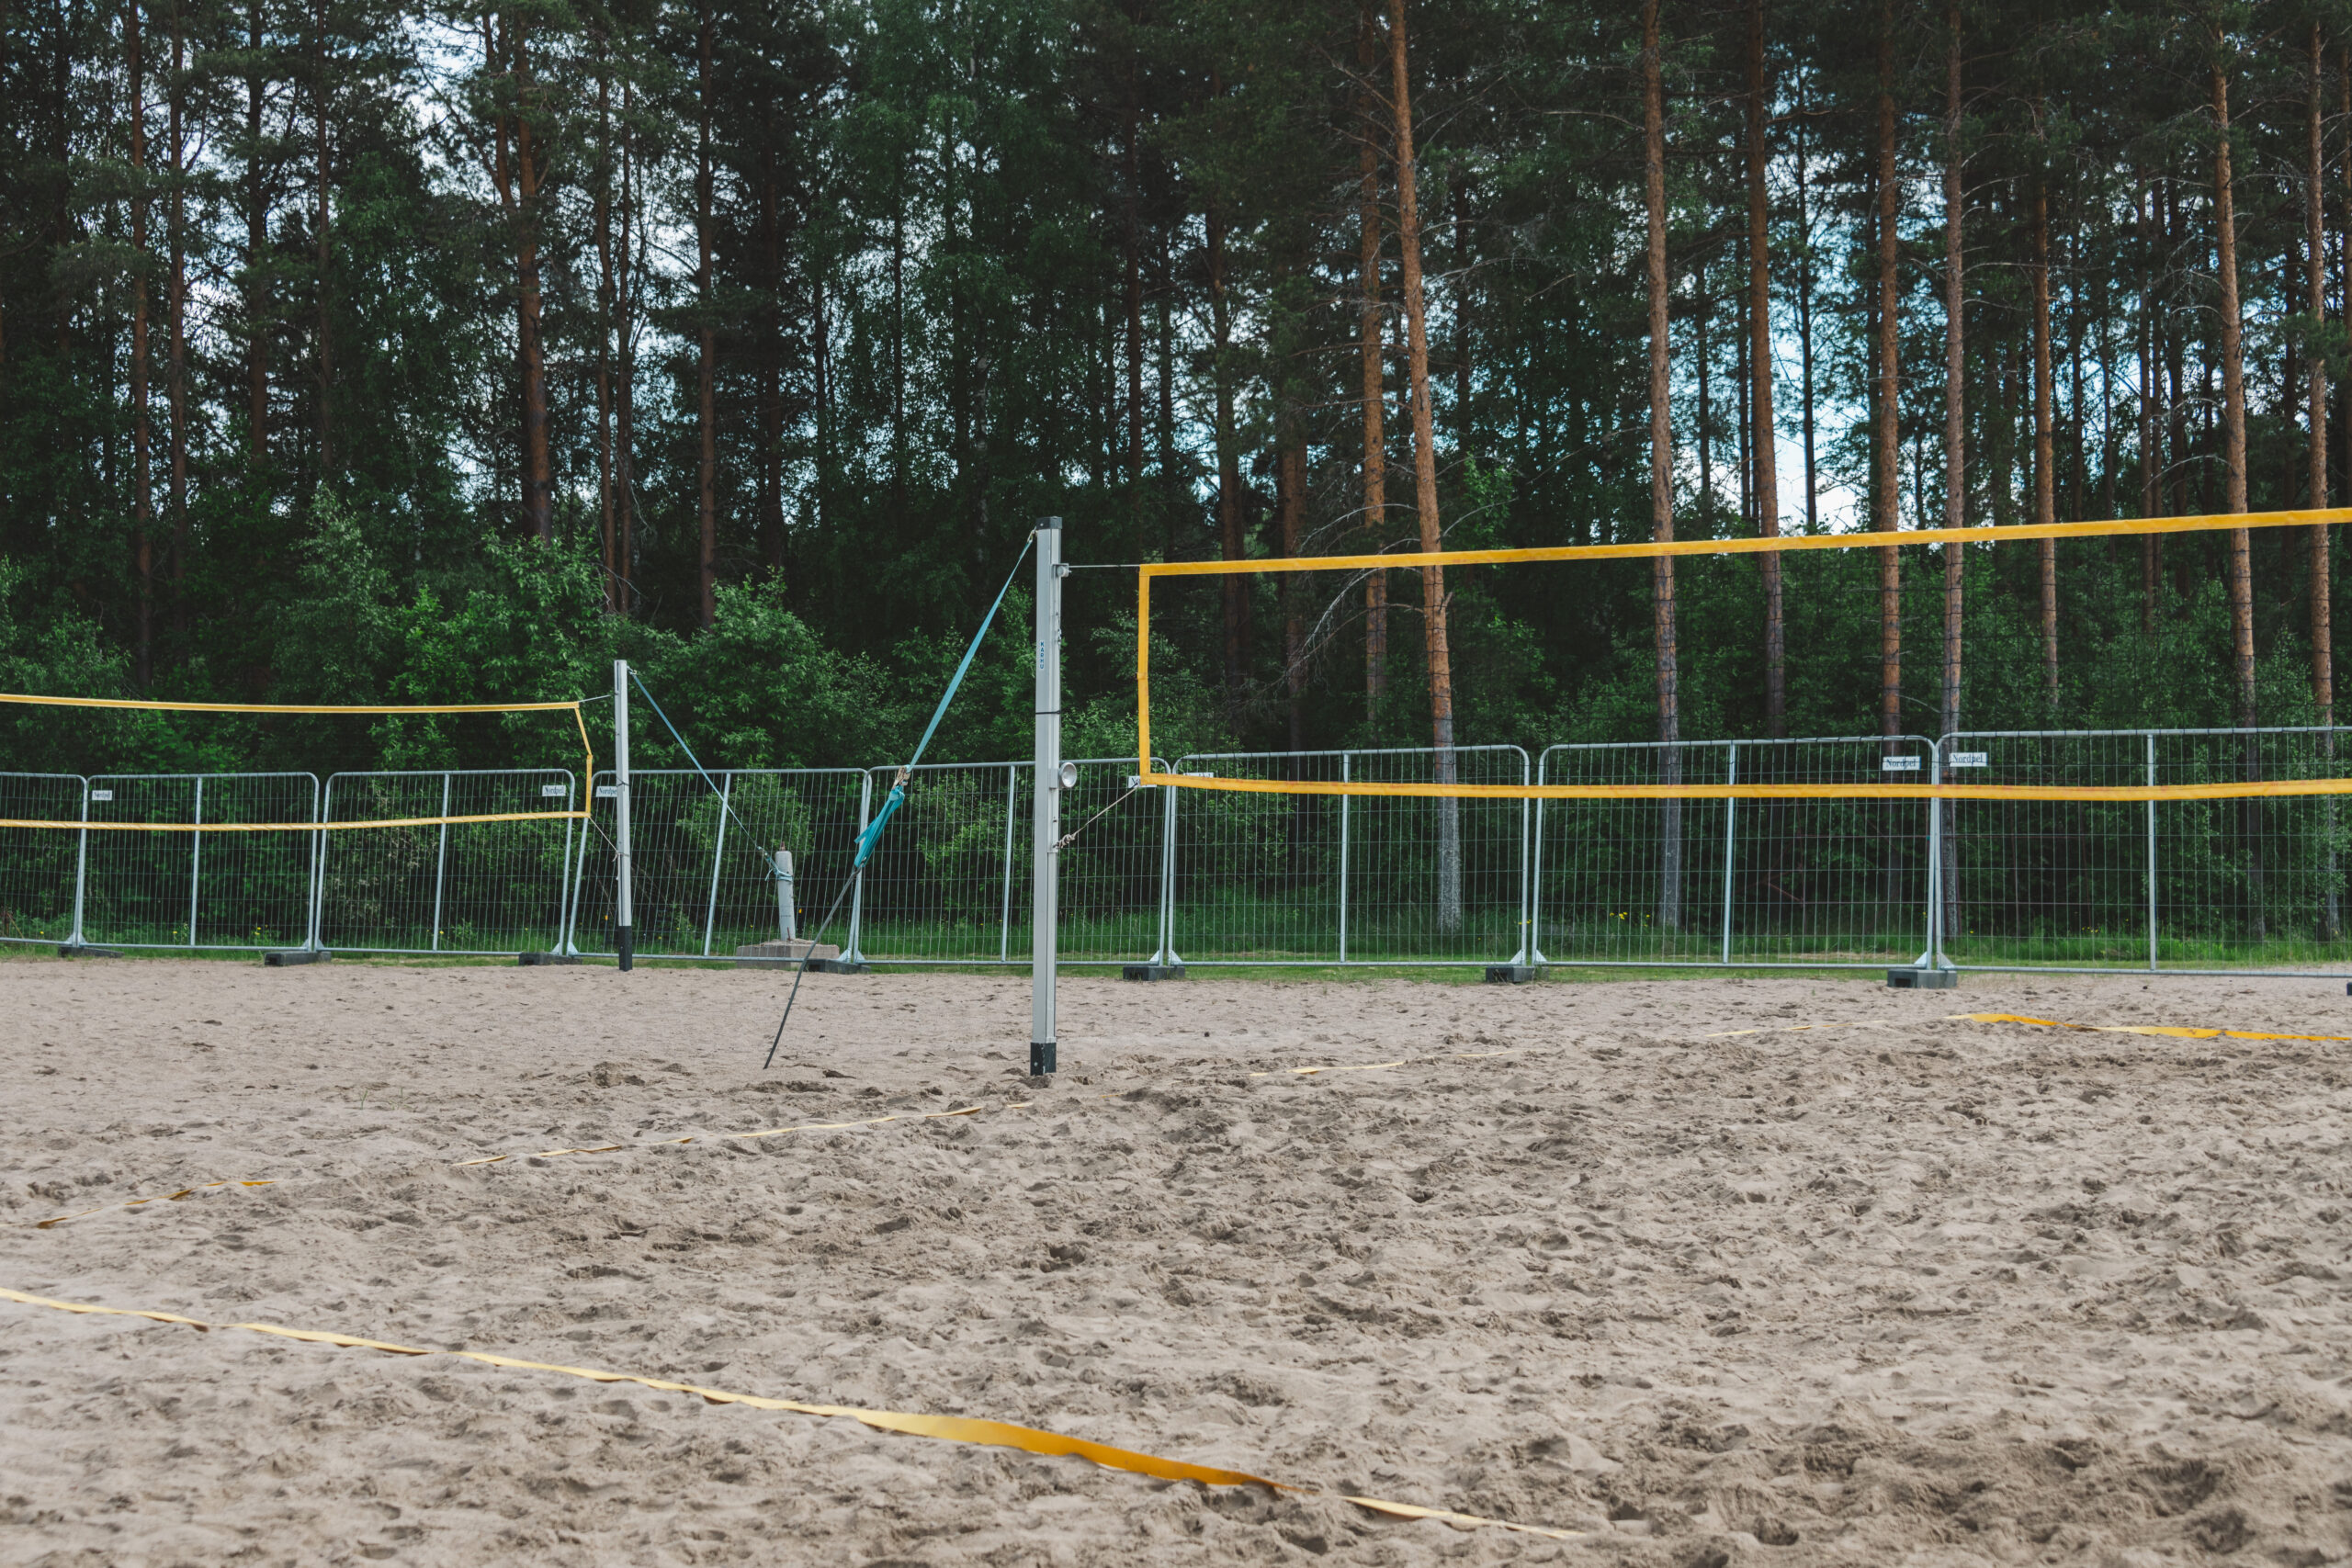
854,784,906,870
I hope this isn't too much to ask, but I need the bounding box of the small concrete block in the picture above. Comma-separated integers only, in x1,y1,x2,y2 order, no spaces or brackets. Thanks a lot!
263,949,330,966
1122,964,1186,981
515,952,582,966
1887,967,1958,989
57,943,121,959
807,957,870,975
1484,964,1542,985
734,939,842,970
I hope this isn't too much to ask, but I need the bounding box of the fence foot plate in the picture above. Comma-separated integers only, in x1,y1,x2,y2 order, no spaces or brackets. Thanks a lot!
807,957,871,975
1484,964,1543,986
515,953,581,966
263,949,329,967
58,944,120,959
1887,967,1958,989
1122,964,1186,981
734,940,841,970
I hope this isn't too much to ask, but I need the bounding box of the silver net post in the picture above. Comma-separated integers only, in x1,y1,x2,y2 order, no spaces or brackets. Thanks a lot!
614,659,634,972
1031,517,1063,1076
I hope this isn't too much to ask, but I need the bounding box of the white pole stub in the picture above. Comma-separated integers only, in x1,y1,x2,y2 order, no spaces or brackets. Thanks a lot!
1031,517,1063,1077
614,659,634,972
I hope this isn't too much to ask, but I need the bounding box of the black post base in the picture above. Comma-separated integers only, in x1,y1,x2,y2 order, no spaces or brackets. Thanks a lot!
1484,964,1542,985
58,944,121,958
1030,1040,1056,1077
616,927,633,973
517,952,581,966
1886,967,1958,989
263,949,330,967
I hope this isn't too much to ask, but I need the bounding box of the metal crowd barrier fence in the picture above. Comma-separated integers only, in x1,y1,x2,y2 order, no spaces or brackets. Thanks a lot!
1937,727,2352,975
2,728,2347,975
1532,736,1937,969
317,771,579,956
567,768,870,960
1166,746,1532,965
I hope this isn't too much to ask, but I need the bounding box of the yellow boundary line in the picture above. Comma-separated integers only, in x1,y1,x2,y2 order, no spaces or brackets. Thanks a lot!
0,694,596,831
0,1286,1583,1540
1133,507,2352,785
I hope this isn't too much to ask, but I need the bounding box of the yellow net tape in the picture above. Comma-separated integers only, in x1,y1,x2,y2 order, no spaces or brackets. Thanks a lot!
0,1285,1585,1540
0,692,595,831
1134,507,2352,800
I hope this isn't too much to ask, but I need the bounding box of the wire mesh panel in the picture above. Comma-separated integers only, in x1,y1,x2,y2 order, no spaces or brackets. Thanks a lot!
81,773,318,950
1533,743,1735,964
1168,747,1528,965
570,769,869,959
1711,738,1934,965
1939,728,2352,973
0,774,85,946
854,758,1167,965
316,772,578,955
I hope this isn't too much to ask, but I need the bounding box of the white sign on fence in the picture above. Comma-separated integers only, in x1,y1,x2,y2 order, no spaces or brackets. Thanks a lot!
1949,752,1988,768
540,784,567,796
1881,756,1921,773
88,789,113,801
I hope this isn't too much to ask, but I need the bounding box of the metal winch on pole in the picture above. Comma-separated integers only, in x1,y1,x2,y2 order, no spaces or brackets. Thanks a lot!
1031,516,1066,1078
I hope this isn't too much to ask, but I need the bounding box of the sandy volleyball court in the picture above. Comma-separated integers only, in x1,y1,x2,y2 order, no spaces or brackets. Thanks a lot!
3,957,2351,1565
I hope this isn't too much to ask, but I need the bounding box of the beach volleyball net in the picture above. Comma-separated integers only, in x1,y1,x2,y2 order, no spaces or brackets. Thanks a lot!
0,694,594,954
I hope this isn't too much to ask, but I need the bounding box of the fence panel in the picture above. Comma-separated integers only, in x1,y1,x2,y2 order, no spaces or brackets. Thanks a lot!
1533,742,1735,964
317,771,577,955
1719,737,1934,965
1938,728,2352,973
80,773,318,950
854,758,1167,965
0,774,85,945
1168,747,1528,965
570,768,869,959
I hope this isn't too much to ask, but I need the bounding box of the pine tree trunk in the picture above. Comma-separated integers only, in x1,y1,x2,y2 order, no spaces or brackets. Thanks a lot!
1359,4,1387,719
2032,176,2058,707
1208,183,1244,708
2138,179,2158,636
2213,62,2254,722
1123,23,1143,495
1644,0,1680,934
695,1,717,626
594,58,617,612
496,15,553,544
2213,56,2263,939
1278,410,1306,753
311,0,331,476
760,150,784,577
2308,23,2331,724
1389,0,1461,934
245,0,267,457
1941,0,1964,739
1796,77,1817,532
167,6,187,632
2310,24,2337,941
128,0,153,691
616,77,637,615
1746,0,1784,737
1940,0,1965,945
1873,4,1901,738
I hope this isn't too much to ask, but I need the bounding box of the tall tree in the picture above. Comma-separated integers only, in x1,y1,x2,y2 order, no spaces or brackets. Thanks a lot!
2307,20,2330,728
2212,50,2253,729
1358,3,1386,717
695,0,715,626
1871,0,1901,738
1389,0,1460,931
1940,0,1964,739
1746,0,1783,736
2031,170,2057,706
1643,0,1679,931
128,0,153,688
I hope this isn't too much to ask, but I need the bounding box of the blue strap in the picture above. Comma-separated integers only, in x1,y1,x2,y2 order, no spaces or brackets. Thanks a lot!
853,536,1035,870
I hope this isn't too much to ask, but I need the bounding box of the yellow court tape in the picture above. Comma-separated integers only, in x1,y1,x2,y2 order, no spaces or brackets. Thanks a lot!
1135,773,2352,804
0,1286,1582,1540
1952,1011,2352,1043
22,1179,277,1230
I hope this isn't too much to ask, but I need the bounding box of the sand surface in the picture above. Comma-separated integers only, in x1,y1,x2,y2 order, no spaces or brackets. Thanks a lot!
3,958,2352,1566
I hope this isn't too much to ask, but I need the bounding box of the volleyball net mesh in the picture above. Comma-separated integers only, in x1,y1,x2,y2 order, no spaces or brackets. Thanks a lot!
1134,508,2352,805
